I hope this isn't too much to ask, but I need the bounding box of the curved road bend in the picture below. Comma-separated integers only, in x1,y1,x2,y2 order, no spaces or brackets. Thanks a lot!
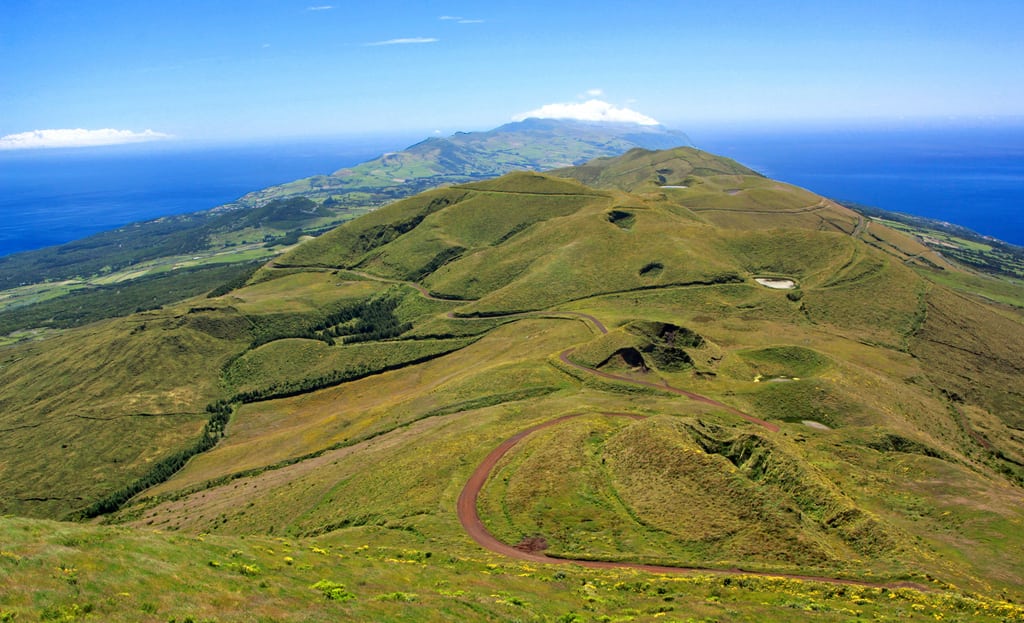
391,274,771,431
349,272,926,589
558,349,779,433
542,311,608,335
457,412,926,590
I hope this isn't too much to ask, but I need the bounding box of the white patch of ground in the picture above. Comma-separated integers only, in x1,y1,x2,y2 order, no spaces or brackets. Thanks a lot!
754,374,799,383
755,278,797,289
660,185,687,189
802,420,831,430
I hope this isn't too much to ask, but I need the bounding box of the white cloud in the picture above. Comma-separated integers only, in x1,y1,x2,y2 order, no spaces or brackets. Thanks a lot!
440,15,482,23
512,99,660,126
365,37,439,46
306,5,334,10
0,128,171,150
585,88,604,97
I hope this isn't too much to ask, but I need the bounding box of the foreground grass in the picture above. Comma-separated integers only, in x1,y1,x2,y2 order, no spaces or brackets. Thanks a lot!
4,515,1024,623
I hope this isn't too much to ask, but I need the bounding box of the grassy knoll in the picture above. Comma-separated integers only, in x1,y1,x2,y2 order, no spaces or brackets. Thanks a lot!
735,345,832,379
557,146,760,191
429,198,741,313
478,414,852,572
223,270,386,314
473,411,946,577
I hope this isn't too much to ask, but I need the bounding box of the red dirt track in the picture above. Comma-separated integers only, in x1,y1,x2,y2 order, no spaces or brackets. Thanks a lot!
380,280,927,589
456,412,926,589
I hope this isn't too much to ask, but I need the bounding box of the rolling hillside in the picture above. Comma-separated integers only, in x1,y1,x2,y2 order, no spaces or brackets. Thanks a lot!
3,146,1024,622
0,120,688,296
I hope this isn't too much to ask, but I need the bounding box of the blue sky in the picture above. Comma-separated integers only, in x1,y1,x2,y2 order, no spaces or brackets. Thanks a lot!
2,0,1023,146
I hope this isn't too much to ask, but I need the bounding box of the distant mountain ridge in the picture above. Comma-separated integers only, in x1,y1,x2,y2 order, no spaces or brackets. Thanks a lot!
0,119,691,294
228,118,692,210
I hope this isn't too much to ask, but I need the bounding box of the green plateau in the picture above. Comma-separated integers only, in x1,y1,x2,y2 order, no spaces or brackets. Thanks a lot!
2,136,1024,622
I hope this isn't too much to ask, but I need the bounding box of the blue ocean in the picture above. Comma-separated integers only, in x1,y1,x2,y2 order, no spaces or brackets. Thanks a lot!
693,124,1024,245
0,136,414,257
0,125,1022,257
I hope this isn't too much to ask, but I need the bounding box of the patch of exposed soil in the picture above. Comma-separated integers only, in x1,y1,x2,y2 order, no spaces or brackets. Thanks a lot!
514,536,549,552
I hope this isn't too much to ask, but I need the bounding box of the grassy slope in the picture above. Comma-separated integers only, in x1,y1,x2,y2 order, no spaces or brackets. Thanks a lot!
8,516,1024,623
0,121,689,331
2,147,1024,619
0,308,246,518
847,201,1024,279
121,160,1024,592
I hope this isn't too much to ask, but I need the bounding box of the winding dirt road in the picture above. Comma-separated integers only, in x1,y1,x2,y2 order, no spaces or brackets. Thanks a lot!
456,411,926,590
338,271,926,589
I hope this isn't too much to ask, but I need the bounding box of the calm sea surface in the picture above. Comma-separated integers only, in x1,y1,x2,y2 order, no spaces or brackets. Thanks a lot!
0,136,412,257
1,125,1022,258
692,125,1024,245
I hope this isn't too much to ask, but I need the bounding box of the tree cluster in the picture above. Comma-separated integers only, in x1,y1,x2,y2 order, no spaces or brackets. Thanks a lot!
247,296,410,349
71,400,236,520
311,296,409,343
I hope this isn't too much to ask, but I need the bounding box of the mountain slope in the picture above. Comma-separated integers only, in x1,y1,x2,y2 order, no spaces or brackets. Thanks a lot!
236,119,692,208
2,146,1024,620
0,121,691,342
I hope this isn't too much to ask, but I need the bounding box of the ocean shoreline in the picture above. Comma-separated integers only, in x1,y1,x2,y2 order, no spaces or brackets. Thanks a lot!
2,125,1022,258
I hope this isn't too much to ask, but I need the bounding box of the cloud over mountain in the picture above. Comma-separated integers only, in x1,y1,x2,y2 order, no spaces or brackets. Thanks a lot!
0,128,171,150
512,99,659,125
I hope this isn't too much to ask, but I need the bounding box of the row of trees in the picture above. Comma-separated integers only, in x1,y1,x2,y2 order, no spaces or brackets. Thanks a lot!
72,295,417,519
230,365,375,404
71,400,235,520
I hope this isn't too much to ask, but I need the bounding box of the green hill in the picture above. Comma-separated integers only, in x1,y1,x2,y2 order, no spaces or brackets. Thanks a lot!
235,118,692,209
0,120,688,302
2,146,1024,621
0,121,691,353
